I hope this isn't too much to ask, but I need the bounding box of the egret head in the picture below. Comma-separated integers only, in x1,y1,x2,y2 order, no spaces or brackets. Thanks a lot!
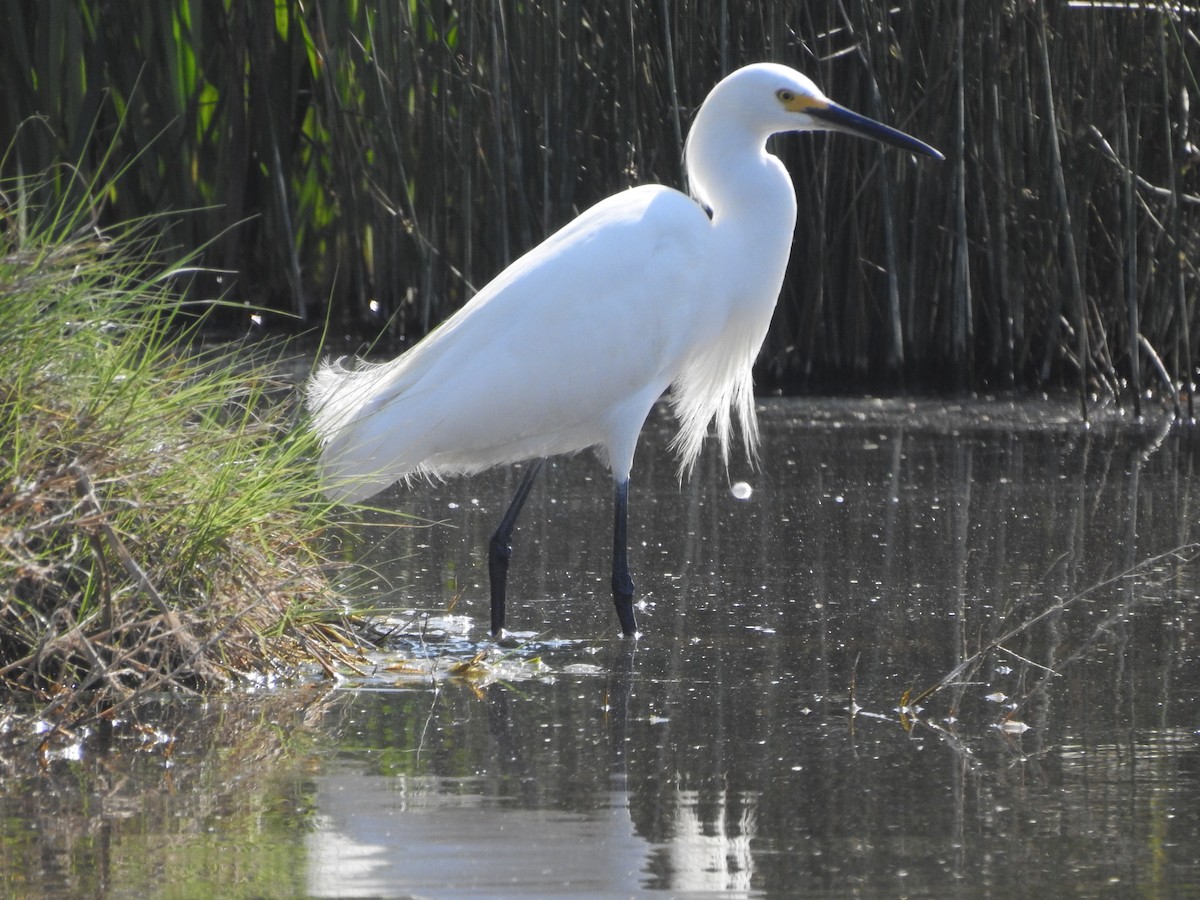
703,63,944,161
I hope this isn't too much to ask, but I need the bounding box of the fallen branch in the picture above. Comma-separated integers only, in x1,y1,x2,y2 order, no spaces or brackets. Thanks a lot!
911,542,1200,708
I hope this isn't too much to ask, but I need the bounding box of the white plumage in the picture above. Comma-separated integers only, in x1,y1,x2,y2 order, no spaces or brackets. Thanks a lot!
307,63,941,635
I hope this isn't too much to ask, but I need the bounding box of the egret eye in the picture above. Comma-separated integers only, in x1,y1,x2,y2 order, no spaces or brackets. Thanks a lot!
776,89,796,104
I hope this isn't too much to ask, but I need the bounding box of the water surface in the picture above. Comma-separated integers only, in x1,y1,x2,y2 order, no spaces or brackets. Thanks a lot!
4,398,1198,898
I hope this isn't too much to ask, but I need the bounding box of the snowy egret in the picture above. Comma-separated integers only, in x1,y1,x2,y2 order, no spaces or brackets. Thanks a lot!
307,63,941,637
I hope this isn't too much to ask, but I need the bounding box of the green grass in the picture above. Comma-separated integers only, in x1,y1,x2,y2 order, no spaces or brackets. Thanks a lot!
0,164,362,726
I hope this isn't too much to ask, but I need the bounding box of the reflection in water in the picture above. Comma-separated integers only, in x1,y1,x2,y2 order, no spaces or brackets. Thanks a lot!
304,661,768,898
304,769,647,896
0,690,328,898
2,399,1198,897
321,398,1199,896
654,788,756,895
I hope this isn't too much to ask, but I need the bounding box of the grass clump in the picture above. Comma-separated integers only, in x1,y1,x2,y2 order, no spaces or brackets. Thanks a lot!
0,168,361,727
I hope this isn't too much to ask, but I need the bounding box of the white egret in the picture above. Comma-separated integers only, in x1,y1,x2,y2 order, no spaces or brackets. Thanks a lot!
307,63,941,637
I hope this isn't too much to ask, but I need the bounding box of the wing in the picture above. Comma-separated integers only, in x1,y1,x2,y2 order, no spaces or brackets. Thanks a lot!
309,184,716,500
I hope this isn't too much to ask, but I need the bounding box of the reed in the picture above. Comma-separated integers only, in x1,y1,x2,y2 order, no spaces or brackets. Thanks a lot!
2,1,1197,405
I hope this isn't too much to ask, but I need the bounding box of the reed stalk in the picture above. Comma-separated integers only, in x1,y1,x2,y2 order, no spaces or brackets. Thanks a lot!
1,0,1196,402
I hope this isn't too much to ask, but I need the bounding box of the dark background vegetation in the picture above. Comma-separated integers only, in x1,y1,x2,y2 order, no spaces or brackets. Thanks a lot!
2,1,1198,404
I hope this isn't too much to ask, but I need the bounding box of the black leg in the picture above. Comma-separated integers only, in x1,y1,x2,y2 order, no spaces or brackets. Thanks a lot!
611,478,638,636
489,458,545,636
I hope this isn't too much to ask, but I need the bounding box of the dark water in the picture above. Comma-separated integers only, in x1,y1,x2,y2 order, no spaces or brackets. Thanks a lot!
4,398,1199,898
